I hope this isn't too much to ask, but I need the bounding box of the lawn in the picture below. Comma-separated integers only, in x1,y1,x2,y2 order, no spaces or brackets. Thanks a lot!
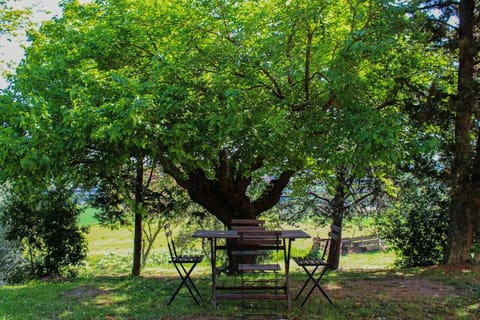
1,223,479,320
78,207,101,227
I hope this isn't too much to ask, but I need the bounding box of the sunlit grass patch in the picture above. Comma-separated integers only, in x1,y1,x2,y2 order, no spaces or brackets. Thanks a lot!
340,250,397,270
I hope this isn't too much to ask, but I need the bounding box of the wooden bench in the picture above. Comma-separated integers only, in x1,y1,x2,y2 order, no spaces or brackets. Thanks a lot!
341,235,385,254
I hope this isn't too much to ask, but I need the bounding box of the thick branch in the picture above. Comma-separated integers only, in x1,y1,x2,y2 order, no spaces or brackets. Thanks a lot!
253,170,295,213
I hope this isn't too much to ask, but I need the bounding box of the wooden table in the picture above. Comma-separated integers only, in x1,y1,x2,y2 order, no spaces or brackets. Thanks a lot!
193,229,310,309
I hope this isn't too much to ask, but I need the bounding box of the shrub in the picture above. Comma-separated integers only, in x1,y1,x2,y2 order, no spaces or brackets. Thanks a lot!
377,176,449,267
0,186,29,284
0,187,88,279
0,225,29,284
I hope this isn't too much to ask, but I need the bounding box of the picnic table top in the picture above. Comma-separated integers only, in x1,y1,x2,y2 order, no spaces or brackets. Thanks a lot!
193,229,311,239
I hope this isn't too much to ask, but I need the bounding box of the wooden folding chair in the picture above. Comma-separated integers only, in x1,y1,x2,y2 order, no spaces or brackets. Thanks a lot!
293,225,339,306
235,230,287,319
164,223,203,305
223,219,266,273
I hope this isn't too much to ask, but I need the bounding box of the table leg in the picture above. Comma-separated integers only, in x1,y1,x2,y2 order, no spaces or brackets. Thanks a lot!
211,238,216,308
285,238,293,310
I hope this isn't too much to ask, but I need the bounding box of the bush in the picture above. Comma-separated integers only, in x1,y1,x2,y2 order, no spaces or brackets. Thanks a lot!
0,186,29,284
377,176,449,267
0,187,88,279
0,225,29,284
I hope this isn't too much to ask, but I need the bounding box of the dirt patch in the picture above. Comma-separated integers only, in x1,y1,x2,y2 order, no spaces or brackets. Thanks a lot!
64,285,107,298
426,263,480,275
328,277,467,302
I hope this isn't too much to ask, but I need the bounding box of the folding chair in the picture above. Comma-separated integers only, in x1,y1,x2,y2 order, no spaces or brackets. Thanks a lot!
222,219,266,274
293,225,340,306
235,230,286,319
164,223,204,305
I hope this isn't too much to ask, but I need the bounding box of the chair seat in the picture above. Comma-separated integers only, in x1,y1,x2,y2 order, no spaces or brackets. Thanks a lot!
232,249,268,256
238,263,281,272
171,255,203,264
293,257,327,266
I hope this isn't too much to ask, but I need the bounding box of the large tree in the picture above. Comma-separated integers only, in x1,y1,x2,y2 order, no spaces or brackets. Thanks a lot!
447,0,479,264
408,0,479,264
3,0,446,272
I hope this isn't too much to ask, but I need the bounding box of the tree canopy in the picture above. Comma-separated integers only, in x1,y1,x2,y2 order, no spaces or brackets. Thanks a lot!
4,0,443,216
0,0,458,273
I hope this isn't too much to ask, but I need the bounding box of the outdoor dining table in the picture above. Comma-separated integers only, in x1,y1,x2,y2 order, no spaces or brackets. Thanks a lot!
193,229,311,309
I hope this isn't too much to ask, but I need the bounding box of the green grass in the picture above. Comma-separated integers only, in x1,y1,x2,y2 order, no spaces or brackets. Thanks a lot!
1,225,479,320
86,225,135,256
78,207,100,226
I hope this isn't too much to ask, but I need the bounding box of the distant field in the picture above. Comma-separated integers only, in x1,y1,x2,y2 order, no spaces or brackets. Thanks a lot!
77,208,392,272
81,216,395,272
77,209,382,260
78,207,100,226
86,225,139,256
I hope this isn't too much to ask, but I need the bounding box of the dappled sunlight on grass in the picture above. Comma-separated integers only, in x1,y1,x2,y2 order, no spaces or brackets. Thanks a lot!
2,225,479,319
2,260,480,320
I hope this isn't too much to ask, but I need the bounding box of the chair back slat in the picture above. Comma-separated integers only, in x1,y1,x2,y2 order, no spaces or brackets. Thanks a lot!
231,219,265,225
230,219,265,230
237,230,283,251
238,230,280,237
231,225,264,231
164,223,178,258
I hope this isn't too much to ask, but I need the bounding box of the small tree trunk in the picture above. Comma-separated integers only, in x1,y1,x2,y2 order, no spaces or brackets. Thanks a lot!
327,167,347,270
328,214,343,270
132,161,144,276
142,220,162,267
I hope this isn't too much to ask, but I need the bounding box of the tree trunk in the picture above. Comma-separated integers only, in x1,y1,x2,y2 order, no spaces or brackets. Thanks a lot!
161,154,294,225
446,0,476,264
327,167,347,270
142,220,162,267
132,161,144,276
161,154,294,273
328,212,343,270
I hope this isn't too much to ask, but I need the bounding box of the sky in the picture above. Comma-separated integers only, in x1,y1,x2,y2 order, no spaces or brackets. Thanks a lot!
0,1,63,88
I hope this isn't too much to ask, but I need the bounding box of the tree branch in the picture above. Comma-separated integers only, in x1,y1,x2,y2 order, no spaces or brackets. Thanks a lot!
260,67,285,99
304,29,313,101
253,170,295,213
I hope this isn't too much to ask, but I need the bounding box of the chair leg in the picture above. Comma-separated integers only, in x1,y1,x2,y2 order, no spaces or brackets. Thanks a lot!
180,263,202,299
167,262,201,306
300,265,333,306
294,265,320,300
